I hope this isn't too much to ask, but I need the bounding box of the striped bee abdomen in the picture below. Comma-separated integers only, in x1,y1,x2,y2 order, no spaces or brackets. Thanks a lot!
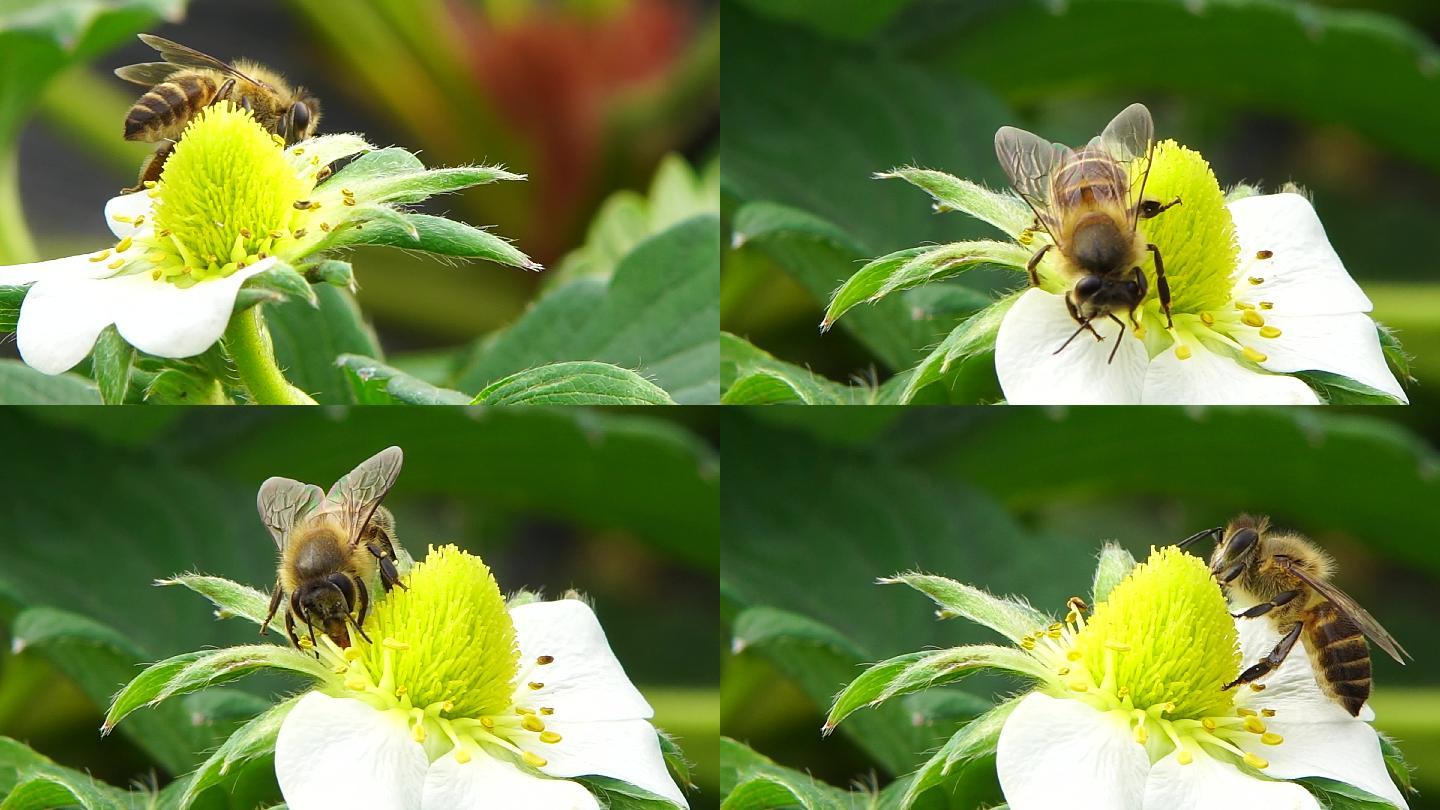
1305,600,1371,716
124,74,219,141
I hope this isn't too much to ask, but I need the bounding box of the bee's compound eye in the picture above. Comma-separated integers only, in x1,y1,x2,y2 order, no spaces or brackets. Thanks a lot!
1227,527,1259,558
289,102,311,137
1139,200,1161,218
1075,275,1103,297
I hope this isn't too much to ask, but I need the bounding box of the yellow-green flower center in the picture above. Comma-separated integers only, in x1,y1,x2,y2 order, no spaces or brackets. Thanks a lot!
311,545,562,769
1136,140,1237,315
1023,547,1283,770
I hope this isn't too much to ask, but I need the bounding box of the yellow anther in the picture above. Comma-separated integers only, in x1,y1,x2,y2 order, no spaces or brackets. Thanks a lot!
1133,723,1148,744
383,638,410,651
1256,249,1274,260
1200,311,1215,325
395,686,408,696
1241,311,1264,328
341,188,354,197
540,731,562,744
455,748,471,764
293,228,308,239
412,723,426,742
344,647,363,661
1243,752,1268,769
1259,326,1282,339
332,664,348,674
516,707,535,715
293,147,304,156
1238,708,1257,717
1261,732,1283,745
346,678,367,691
1201,718,1217,731
151,269,162,280
1242,347,1268,363
271,133,286,147
107,258,125,270
1177,750,1194,765
1248,276,1264,285
1105,641,1131,652
1117,687,1130,699
1057,666,1070,676
1020,638,1036,650
1243,716,1267,734
310,155,321,166
1066,650,1082,662
1174,344,1192,360
320,222,331,232
270,229,286,239
1261,708,1276,717
1249,682,1268,691
132,215,144,227
298,637,314,649
540,707,555,715
523,751,547,768
522,716,545,733
143,180,157,189
1259,301,1274,310
343,197,356,206
1069,680,1089,693
1235,300,1255,310
538,655,555,665
112,214,133,224
1047,628,1062,639
89,250,111,262
528,682,544,690
480,717,495,729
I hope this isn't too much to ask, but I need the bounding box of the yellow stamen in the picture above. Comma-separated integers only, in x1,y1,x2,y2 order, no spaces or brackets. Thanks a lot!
1242,347,1268,363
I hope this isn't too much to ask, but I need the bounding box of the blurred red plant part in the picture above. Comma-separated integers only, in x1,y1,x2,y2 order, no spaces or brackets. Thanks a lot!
453,0,689,254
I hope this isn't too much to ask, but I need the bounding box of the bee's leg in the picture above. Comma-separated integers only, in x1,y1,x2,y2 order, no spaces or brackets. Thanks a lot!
284,609,301,650
1147,244,1173,328
367,539,405,592
1104,313,1127,364
1224,621,1303,690
1026,244,1051,287
122,142,175,194
261,582,283,636
1232,589,1302,620
212,78,235,106
350,576,372,643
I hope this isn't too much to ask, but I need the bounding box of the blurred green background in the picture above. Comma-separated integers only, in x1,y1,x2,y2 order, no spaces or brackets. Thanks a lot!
0,0,719,404
720,0,1440,404
722,407,1440,807
0,406,719,807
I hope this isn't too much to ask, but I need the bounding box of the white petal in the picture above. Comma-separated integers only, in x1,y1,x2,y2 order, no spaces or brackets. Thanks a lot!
1233,312,1406,402
421,752,598,810
1141,340,1320,404
521,717,687,809
1142,749,1321,810
103,192,155,239
0,251,110,287
1227,193,1371,316
15,258,124,374
1233,622,1408,809
111,258,275,359
994,288,1148,404
509,599,652,722
996,692,1149,810
276,692,429,810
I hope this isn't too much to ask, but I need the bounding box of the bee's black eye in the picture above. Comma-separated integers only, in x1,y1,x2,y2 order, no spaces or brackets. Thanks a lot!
289,102,311,137
1227,527,1259,559
1139,200,1162,218
1075,276,1103,297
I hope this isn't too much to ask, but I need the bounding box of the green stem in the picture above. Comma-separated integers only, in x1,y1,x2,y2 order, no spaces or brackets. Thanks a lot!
0,142,37,265
224,307,316,405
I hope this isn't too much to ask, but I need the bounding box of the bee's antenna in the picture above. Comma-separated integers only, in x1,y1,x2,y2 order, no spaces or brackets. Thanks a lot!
1177,526,1223,549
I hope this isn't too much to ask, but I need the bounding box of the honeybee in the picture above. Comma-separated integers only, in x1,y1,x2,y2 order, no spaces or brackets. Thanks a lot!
1179,516,1410,716
257,447,407,651
994,103,1182,363
115,34,321,192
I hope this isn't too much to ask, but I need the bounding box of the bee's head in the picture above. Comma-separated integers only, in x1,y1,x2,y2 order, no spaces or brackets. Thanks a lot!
297,573,355,647
1210,515,1268,584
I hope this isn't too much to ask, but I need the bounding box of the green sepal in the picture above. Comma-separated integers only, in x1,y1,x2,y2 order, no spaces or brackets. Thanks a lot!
0,284,25,332
329,212,537,269
242,260,317,308
179,696,299,809
471,361,675,405
304,259,356,289
1296,371,1406,405
901,698,1018,808
105,645,328,733
91,325,136,404
823,240,1029,328
881,571,1050,644
826,646,1043,732
900,294,1017,403
877,167,1032,236
1091,543,1137,605
142,367,229,404
158,573,283,632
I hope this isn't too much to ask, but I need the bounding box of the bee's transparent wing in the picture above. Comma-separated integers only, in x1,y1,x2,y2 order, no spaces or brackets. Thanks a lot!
994,125,1065,237
137,34,268,87
326,446,404,548
114,62,184,86
1094,103,1155,227
256,478,324,550
1279,558,1412,664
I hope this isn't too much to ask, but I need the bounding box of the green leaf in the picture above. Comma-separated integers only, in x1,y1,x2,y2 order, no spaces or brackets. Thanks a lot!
335,354,472,405
824,240,1028,329
720,332,855,405
10,606,206,774
0,284,23,331
1299,778,1404,809
471,361,676,405
0,359,100,404
0,736,134,810
266,285,381,404
900,700,1016,808
180,696,297,809
729,0,912,41
90,326,135,404
915,0,1440,175
456,215,720,404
